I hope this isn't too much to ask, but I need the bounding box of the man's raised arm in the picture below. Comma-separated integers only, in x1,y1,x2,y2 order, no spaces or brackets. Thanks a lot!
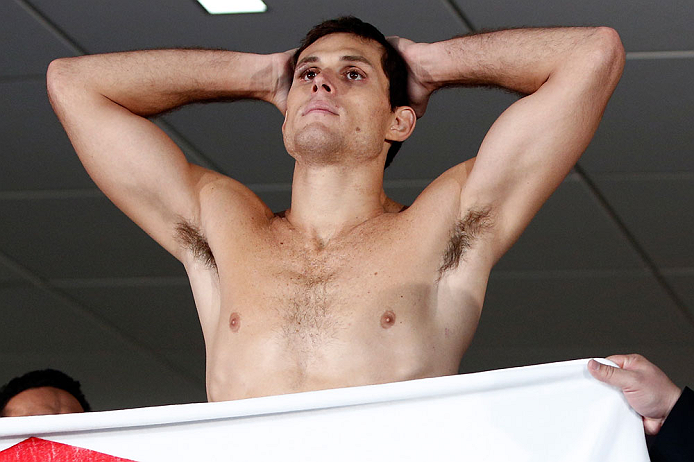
46,49,292,259
395,28,625,262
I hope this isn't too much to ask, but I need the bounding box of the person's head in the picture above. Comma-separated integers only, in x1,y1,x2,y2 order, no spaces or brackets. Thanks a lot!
0,369,90,417
283,16,414,169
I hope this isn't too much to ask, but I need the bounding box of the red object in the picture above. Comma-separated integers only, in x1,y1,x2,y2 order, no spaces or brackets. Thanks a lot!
0,437,136,461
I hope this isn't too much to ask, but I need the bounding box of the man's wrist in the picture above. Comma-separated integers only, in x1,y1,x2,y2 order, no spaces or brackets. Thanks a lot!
412,41,449,92
219,51,283,104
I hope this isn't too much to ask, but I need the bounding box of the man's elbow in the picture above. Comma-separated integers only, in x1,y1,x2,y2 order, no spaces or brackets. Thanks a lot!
587,27,626,86
46,57,83,109
47,58,69,106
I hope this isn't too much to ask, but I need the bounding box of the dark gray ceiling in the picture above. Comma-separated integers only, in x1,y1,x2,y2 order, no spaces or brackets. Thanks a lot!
1,0,692,411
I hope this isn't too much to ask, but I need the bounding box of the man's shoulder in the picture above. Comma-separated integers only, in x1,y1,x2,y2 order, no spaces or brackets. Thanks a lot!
405,162,472,221
179,174,274,270
197,172,274,221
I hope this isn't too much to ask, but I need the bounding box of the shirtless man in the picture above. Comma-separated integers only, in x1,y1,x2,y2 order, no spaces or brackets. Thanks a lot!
46,17,624,401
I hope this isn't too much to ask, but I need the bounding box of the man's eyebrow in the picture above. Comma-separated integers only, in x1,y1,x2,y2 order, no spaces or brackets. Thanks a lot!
296,56,319,67
340,55,374,67
295,55,375,68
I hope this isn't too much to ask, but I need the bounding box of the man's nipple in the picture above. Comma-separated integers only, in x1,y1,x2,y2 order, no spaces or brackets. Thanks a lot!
229,312,241,333
380,310,396,329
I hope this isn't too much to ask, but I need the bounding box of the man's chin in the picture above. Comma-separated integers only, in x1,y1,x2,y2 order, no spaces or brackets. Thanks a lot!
287,126,344,163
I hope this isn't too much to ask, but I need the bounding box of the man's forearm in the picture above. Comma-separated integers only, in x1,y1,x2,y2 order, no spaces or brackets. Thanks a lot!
47,49,284,117
418,27,624,95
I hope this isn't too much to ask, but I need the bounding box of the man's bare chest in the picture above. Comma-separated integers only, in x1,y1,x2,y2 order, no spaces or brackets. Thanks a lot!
192,227,439,385
221,224,432,311
182,211,487,398
205,216,440,334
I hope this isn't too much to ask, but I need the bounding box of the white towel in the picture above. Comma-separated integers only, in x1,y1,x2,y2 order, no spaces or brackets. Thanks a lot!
0,358,649,461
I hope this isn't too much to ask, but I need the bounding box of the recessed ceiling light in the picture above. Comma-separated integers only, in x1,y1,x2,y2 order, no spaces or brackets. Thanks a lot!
197,0,267,14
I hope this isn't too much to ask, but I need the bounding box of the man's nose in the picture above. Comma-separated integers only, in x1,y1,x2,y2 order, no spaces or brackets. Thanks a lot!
312,72,333,93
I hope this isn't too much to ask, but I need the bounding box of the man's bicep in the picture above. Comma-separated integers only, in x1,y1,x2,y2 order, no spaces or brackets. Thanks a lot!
55,92,207,259
459,72,609,259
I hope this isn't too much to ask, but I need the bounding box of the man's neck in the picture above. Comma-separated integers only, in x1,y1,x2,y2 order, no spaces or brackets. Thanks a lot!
284,160,388,247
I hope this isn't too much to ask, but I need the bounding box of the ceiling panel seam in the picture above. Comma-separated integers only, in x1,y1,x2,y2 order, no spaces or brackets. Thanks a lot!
154,120,225,172
0,177,587,197
441,0,477,32
50,276,191,289
384,179,434,189
15,0,226,175
0,189,102,200
0,75,45,83
574,162,694,326
0,280,32,289
626,51,694,60
15,0,87,56
491,268,651,280
662,268,694,277
592,172,694,181
0,248,201,388
246,182,292,192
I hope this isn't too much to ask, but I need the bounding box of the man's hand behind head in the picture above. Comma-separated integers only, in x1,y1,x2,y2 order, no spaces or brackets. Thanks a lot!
269,48,296,115
387,37,436,118
588,354,682,435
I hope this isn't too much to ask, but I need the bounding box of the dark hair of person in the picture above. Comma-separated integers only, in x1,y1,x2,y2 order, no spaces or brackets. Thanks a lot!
0,369,91,415
293,16,410,169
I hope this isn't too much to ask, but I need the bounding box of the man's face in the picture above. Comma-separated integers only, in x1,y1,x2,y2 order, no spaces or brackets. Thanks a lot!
282,33,395,165
2,386,84,417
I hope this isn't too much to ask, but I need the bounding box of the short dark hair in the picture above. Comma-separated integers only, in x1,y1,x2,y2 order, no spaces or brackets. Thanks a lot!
293,16,410,169
0,369,91,415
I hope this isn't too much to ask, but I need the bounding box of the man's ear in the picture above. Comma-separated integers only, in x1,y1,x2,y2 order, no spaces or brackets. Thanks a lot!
386,106,416,142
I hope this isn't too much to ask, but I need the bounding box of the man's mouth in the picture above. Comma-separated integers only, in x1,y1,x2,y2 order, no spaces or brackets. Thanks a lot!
303,101,338,116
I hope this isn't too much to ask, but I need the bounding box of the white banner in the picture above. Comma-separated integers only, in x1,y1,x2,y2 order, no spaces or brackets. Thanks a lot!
0,359,648,461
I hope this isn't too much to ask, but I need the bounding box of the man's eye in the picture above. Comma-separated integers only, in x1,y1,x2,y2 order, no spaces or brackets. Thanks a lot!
346,70,363,80
300,69,317,80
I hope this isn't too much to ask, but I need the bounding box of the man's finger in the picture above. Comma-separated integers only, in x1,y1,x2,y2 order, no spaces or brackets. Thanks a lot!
588,359,634,389
604,354,629,369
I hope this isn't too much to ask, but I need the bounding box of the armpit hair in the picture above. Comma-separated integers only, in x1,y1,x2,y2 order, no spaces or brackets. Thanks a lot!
175,220,217,270
438,207,493,278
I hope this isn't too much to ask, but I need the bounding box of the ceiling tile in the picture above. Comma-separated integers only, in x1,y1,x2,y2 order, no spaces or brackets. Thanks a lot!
664,272,694,320
0,284,205,409
581,59,694,173
162,350,207,384
0,286,137,355
383,182,429,206
67,351,206,409
494,177,643,271
0,196,183,279
472,272,694,348
452,0,694,52
594,177,694,268
385,87,519,180
65,284,205,354
252,188,291,213
30,0,467,55
162,102,292,184
0,80,96,191
0,1,77,77
0,258,24,284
